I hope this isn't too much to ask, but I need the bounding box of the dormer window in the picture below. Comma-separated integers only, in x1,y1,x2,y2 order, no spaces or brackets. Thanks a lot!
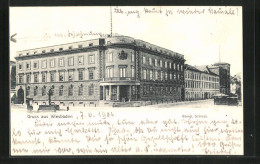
42,50,46,53
78,45,82,48
50,49,54,52
19,53,22,56
26,52,29,55
89,43,93,46
59,48,63,51
69,46,73,49
34,51,37,54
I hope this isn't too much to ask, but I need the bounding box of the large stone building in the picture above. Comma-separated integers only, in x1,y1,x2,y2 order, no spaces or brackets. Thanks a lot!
184,64,220,101
207,62,230,94
15,36,185,106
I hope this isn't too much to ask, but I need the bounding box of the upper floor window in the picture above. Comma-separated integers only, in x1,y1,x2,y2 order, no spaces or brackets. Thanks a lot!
89,84,94,96
59,48,63,51
149,70,153,80
59,71,65,81
107,53,113,62
165,61,167,68
160,60,163,67
42,50,46,53
89,43,93,47
155,59,158,67
131,52,135,62
161,71,164,80
149,58,152,65
174,63,176,70
177,64,179,71
34,86,38,96
50,72,55,82
34,73,38,83
26,52,30,55
19,64,22,70
68,57,74,66
26,74,30,83
34,51,37,54
42,60,47,69
68,70,74,81
131,66,135,78
142,56,146,64
59,58,64,67
50,59,55,68
143,69,147,80
33,62,38,69
78,56,84,65
169,62,172,69
42,72,46,82
26,63,31,70
155,71,158,80
50,49,54,52
170,73,172,80
59,85,64,96
68,85,73,96
181,65,183,71
89,55,95,64
119,67,126,78
78,45,83,48
78,69,84,80
18,74,23,83
42,86,46,96
78,84,83,96
106,67,113,78
68,46,73,49
89,69,94,80
165,72,168,80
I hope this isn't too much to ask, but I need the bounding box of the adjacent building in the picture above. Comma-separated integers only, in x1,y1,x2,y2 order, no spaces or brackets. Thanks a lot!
184,64,220,101
15,36,185,106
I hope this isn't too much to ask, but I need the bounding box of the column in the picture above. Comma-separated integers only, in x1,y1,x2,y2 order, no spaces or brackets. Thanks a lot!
117,85,120,101
129,85,131,102
103,85,106,100
109,85,112,100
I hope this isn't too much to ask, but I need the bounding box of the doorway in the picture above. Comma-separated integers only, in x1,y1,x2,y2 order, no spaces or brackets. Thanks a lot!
17,88,24,104
120,85,128,102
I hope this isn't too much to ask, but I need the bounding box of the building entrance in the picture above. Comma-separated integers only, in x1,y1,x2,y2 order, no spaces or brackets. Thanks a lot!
17,87,24,104
120,85,128,102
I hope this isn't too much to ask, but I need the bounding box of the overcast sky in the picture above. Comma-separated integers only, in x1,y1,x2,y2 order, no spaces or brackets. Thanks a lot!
10,6,242,76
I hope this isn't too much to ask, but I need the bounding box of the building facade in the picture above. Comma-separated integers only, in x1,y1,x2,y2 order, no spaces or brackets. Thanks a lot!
208,62,230,95
184,64,220,101
15,36,185,106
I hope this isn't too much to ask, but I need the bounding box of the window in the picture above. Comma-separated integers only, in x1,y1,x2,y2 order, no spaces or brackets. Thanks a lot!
169,62,172,69
42,72,46,82
34,51,37,54
155,59,158,66
26,87,30,96
170,73,172,80
161,71,163,80
50,49,54,52
89,55,95,64
26,63,31,70
78,84,83,96
177,64,179,71
131,66,135,78
78,69,84,80
68,70,74,81
59,85,63,96
165,72,168,80
150,70,153,80
42,86,46,96
19,64,22,70
142,56,146,64
68,57,74,66
59,58,64,67
59,71,65,81
174,73,176,80
160,60,163,67
143,85,147,95
69,46,73,49
181,65,183,71
26,52,29,55
149,58,152,65
19,74,23,83
42,50,46,53
42,60,47,69
131,52,135,62
59,48,63,51
89,84,94,96
33,62,38,69
89,43,93,46
68,85,73,96
143,69,147,80
119,67,126,77
155,71,158,80
19,53,22,56
34,86,38,96
108,53,113,62
34,73,38,83
78,45,83,48
106,67,113,78
165,61,167,68
50,59,55,68
78,56,84,65
26,74,30,83
89,69,94,79
50,72,55,82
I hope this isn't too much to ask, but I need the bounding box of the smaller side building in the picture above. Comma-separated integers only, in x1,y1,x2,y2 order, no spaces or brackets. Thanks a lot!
184,64,220,101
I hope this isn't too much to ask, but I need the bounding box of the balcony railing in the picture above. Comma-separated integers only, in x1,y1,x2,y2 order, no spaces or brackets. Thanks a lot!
102,77,136,81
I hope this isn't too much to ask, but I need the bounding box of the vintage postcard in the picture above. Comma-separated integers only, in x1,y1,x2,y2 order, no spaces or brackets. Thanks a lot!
10,6,243,155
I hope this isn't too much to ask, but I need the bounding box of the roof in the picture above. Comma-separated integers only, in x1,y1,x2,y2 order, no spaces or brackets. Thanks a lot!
185,64,219,76
184,64,201,72
213,62,230,66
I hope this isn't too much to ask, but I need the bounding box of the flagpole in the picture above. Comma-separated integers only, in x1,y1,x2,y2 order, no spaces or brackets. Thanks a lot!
110,6,112,36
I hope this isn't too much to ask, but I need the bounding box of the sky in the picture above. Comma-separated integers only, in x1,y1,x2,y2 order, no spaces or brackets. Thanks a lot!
10,6,242,76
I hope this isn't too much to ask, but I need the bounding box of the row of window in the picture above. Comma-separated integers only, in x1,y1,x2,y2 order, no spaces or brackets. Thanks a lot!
18,43,94,56
26,84,94,97
185,81,219,89
18,55,95,71
143,69,183,81
18,69,94,84
142,85,181,96
142,56,183,71
185,73,219,82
